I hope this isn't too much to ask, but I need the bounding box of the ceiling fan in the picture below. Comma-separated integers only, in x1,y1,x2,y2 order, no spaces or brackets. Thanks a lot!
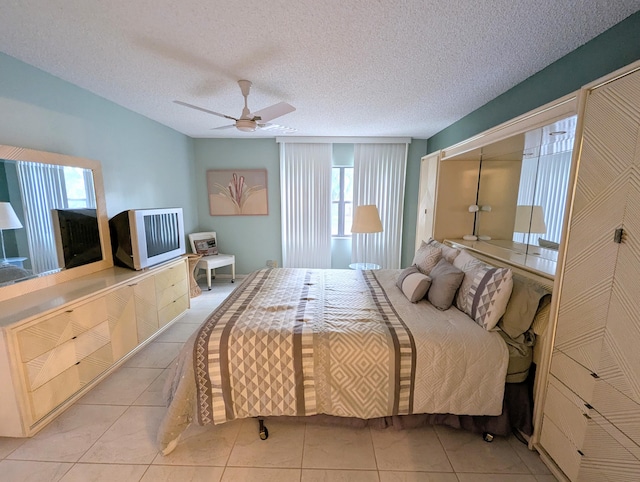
175,80,296,133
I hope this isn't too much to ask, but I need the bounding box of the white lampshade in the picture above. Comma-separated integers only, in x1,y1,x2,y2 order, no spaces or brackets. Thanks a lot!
0,202,23,230
351,205,383,234
514,205,546,234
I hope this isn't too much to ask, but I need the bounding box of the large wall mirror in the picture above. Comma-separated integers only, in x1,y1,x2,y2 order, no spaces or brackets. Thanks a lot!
475,115,577,266
0,145,112,302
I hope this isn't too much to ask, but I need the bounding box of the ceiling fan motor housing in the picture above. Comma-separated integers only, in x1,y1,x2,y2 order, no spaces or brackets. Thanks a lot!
236,118,257,132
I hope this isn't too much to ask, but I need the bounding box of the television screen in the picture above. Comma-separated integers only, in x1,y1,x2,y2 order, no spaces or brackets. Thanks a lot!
143,212,181,257
52,208,103,269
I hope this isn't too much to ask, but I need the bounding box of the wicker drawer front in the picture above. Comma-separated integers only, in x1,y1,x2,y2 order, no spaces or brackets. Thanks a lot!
158,294,188,327
24,320,110,391
16,297,108,362
154,264,186,293
28,343,113,423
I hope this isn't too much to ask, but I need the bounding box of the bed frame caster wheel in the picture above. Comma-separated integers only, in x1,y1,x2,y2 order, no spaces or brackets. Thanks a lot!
258,418,268,440
483,432,494,442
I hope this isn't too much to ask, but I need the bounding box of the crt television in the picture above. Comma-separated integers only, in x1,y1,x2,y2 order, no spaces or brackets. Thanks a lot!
109,207,185,270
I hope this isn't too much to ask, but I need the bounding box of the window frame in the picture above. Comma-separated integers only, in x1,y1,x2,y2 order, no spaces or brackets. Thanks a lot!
332,166,353,237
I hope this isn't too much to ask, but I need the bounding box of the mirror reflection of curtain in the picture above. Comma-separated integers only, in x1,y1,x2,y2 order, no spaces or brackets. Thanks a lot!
514,117,576,246
15,163,97,273
352,143,407,269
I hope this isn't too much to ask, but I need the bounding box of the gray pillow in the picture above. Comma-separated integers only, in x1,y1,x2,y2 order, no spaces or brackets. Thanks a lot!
427,258,464,310
396,266,432,303
412,242,442,275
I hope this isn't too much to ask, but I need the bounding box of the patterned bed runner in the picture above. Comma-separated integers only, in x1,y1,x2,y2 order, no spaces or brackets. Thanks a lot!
194,268,415,425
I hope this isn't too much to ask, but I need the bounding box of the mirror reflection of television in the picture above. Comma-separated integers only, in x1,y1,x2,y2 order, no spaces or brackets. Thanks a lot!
109,208,185,270
51,208,103,270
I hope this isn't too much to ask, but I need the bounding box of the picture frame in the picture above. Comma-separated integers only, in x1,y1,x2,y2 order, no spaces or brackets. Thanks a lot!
206,169,269,216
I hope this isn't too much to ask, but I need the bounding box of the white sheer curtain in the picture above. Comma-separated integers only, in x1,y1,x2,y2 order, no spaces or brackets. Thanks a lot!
16,162,68,273
280,143,333,268
352,143,408,269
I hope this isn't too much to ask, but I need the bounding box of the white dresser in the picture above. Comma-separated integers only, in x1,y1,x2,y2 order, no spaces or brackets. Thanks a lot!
0,256,189,437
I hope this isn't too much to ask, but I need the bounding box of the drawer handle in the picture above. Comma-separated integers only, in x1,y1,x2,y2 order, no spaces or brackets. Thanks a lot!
582,413,591,420
577,450,585,457
66,310,74,313
128,283,138,287
75,361,81,365
72,336,77,340
590,372,599,379
584,403,594,410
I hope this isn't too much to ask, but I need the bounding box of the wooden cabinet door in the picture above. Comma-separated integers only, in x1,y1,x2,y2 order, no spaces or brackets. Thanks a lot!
133,276,158,342
106,284,138,360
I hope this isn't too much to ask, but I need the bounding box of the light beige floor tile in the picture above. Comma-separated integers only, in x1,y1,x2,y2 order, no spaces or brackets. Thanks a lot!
371,426,453,472
508,437,551,475
141,465,225,481
221,467,301,482
227,418,304,468
302,424,376,470
379,472,459,482
80,406,165,464
434,426,530,474
8,404,126,462
152,419,242,466
0,460,73,481
78,367,163,405
0,437,26,459
302,468,380,481
456,475,537,482
59,463,148,481
154,322,200,342
132,368,172,406
124,342,183,369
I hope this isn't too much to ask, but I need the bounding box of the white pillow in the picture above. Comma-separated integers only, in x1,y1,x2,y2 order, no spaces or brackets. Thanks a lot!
425,238,460,264
396,266,432,303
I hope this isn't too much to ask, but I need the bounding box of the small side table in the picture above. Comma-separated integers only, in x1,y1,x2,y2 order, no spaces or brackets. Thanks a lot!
186,254,203,298
348,263,381,270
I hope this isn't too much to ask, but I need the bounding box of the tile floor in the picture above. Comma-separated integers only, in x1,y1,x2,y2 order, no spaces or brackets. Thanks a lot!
0,279,558,481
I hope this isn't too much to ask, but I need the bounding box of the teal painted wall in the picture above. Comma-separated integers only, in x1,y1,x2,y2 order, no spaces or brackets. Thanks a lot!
194,138,427,273
0,53,198,236
428,11,640,152
193,139,281,275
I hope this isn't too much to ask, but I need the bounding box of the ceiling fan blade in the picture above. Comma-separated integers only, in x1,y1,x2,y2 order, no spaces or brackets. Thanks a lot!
252,102,296,123
258,123,297,133
212,124,236,130
174,100,237,121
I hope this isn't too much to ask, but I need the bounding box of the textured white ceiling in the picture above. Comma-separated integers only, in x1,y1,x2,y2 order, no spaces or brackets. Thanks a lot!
0,1,638,139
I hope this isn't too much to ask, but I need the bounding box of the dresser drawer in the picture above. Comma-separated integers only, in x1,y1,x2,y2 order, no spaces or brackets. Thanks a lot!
550,350,597,404
23,320,110,391
578,411,640,481
16,297,108,362
154,263,186,293
158,294,188,327
28,343,113,423
545,376,591,449
541,414,581,481
156,277,188,310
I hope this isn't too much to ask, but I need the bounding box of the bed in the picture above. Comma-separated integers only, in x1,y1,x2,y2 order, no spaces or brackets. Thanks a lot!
157,244,550,455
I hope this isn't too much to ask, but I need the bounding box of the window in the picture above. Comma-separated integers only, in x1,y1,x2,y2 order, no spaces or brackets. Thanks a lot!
331,167,353,236
63,166,90,208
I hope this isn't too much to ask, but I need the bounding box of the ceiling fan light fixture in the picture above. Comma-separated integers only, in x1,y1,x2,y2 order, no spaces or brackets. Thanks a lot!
236,119,257,132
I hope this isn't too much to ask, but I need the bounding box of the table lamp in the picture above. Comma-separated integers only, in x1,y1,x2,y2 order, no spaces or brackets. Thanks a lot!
0,202,23,264
351,204,383,268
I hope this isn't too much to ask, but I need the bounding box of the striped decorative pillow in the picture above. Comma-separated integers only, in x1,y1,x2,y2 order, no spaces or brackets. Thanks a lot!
460,263,513,330
412,241,442,275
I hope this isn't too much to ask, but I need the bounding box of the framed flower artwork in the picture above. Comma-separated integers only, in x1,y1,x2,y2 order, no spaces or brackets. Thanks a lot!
206,169,268,216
